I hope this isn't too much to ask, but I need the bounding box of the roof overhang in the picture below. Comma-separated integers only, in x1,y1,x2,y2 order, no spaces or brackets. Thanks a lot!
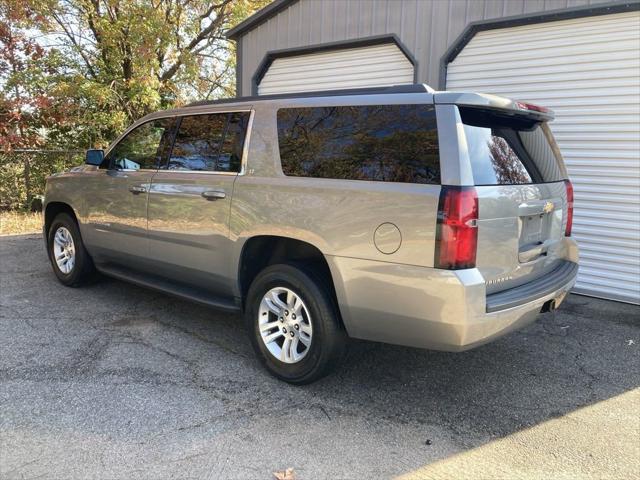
226,0,299,40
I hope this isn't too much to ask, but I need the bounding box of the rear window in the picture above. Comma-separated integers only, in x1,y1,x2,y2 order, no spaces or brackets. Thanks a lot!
277,104,440,184
460,107,565,185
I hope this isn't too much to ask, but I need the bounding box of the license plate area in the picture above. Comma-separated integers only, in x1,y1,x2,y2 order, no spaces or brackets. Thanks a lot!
518,198,562,263
521,213,548,245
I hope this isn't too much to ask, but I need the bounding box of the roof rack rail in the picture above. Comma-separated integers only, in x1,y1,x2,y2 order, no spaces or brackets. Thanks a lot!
185,83,435,107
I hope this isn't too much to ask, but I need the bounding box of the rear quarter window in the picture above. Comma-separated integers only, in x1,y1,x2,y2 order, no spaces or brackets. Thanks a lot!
460,107,565,185
277,104,440,184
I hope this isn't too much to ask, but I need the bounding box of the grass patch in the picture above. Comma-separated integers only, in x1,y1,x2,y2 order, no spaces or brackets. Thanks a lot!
0,211,43,235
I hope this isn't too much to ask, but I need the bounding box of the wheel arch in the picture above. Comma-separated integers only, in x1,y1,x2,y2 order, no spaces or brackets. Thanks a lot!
236,235,347,330
44,201,80,237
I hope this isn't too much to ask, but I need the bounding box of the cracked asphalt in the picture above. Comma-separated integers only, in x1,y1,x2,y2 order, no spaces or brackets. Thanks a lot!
1,234,639,480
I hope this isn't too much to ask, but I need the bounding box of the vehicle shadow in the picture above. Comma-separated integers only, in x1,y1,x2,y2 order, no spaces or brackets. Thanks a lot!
311,294,639,435
94,272,639,456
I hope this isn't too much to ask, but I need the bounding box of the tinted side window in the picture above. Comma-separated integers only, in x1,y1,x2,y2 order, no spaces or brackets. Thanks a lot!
167,114,225,171
219,112,251,173
106,118,174,170
277,105,440,184
166,112,250,172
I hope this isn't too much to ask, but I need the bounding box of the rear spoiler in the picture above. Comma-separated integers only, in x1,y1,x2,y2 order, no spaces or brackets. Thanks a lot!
434,92,554,121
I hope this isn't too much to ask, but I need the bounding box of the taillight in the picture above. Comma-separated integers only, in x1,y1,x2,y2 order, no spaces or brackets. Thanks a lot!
564,179,574,237
435,186,478,270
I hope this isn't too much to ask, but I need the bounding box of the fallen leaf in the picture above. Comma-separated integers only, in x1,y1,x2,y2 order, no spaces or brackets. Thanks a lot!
273,467,296,480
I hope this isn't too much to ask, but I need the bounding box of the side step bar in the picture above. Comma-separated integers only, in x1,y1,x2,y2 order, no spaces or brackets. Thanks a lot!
486,261,578,313
97,263,241,313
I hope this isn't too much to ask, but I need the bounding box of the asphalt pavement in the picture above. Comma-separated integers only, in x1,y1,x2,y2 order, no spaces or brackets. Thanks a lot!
1,234,638,479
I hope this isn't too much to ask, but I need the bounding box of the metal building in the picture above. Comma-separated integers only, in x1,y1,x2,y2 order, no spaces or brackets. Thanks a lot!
227,0,640,304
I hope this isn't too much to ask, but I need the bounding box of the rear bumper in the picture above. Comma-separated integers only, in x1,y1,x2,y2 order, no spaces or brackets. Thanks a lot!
486,261,578,313
449,268,576,351
327,239,579,351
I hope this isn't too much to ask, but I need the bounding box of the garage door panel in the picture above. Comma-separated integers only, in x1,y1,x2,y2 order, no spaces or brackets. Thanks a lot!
260,77,413,95
460,35,636,62
448,61,640,85
447,11,640,304
258,43,414,95
576,241,640,258
469,23,637,50
448,49,640,74
453,77,638,94
565,152,640,163
464,12,639,42
261,67,415,87
485,88,639,103
474,12,637,38
576,202,640,216
265,49,408,69
265,56,411,77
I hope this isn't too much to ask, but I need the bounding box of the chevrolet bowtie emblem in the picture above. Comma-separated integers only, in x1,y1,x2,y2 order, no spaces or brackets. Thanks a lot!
543,201,554,214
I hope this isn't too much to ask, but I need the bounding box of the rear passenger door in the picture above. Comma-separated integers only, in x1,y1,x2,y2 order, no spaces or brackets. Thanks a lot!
147,110,251,296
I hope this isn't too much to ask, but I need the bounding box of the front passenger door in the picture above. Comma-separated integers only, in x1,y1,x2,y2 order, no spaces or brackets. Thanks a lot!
147,111,251,297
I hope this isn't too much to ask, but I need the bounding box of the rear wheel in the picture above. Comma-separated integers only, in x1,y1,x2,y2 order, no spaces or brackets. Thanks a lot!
47,213,96,286
245,263,347,384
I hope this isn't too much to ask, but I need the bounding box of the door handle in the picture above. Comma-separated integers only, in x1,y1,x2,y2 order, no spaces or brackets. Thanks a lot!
129,185,147,194
201,190,226,201
519,243,547,263
519,239,552,263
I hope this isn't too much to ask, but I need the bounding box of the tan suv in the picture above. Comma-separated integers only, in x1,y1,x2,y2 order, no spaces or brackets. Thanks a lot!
43,84,579,383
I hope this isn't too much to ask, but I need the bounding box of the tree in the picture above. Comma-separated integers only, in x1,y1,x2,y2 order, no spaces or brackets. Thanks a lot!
0,2,64,150
0,0,268,209
1,0,269,149
0,1,72,206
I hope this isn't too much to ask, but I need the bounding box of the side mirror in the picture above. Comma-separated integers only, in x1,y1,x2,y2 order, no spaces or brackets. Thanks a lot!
85,149,104,166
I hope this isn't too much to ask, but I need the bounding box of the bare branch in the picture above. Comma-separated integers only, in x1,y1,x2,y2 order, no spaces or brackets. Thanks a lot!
159,0,232,82
49,11,98,79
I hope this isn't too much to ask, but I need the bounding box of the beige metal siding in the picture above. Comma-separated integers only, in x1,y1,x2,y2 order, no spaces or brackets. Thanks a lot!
447,11,640,304
238,0,611,96
258,43,414,95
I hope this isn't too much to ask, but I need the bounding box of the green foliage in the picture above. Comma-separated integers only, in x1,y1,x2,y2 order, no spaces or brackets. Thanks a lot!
0,150,83,210
1,0,269,150
0,0,269,209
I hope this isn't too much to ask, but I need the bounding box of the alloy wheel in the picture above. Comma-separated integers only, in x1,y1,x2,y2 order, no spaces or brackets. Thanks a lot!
52,226,75,274
258,287,313,364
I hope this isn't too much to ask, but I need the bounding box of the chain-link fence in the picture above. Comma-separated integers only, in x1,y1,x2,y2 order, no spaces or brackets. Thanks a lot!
0,149,84,210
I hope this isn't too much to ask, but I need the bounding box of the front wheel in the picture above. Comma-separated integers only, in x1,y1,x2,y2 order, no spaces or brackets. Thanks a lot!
245,263,347,384
47,212,96,287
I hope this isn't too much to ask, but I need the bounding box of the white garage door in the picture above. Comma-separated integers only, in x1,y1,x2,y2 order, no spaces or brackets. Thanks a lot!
258,43,414,95
447,11,640,304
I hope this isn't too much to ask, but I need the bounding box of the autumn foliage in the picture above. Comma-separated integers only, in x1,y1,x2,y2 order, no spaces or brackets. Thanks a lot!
0,0,268,208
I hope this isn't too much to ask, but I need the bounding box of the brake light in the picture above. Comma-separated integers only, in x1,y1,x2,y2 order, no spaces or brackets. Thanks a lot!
564,179,574,237
435,186,478,270
515,101,550,114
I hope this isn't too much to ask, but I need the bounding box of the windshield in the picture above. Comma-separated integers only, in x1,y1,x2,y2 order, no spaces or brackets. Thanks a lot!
460,107,566,185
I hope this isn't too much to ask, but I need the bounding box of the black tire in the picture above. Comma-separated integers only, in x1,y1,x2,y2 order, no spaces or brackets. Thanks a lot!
245,263,347,384
47,212,96,287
